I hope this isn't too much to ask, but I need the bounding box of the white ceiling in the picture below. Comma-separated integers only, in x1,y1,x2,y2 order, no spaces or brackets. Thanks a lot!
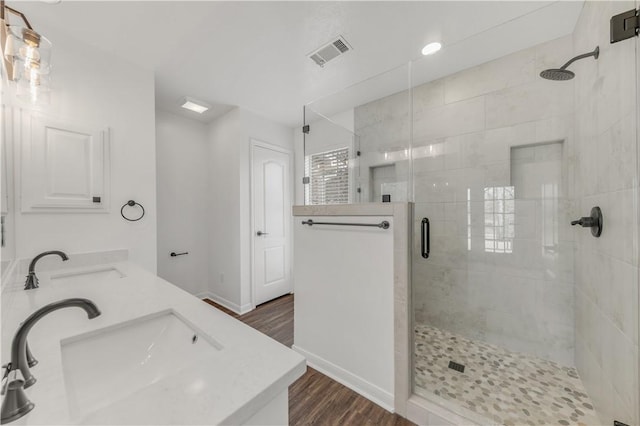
17,1,584,127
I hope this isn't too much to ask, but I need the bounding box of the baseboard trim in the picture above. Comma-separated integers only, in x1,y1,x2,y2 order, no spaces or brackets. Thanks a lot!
197,291,251,315
239,303,253,315
292,344,394,412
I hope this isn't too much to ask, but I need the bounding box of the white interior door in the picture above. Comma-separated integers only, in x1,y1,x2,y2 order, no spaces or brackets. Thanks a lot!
252,142,292,306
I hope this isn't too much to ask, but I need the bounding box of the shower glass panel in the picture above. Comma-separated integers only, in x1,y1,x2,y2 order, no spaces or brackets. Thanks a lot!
302,107,358,204
409,2,639,425
303,63,411,204
299,2,638,423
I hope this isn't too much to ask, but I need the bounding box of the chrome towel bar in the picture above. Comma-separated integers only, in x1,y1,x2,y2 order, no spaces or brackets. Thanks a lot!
302,219,390,229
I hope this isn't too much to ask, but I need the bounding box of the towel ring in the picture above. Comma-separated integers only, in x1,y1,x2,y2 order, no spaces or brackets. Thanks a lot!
120,200,145,222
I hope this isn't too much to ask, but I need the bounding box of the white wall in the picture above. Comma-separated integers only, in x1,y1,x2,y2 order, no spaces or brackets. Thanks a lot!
573,1,639,424
1,106,17,266
293,214,395,410
155,109,209,295
208,108,243,309
207,108,294,312
294,130,304,205
8,27,157,272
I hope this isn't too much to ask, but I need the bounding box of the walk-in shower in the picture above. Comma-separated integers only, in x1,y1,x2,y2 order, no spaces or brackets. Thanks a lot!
302,1,639,425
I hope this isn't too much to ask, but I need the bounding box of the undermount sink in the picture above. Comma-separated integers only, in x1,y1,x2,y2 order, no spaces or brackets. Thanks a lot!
60,310,223,420
50,266,125,286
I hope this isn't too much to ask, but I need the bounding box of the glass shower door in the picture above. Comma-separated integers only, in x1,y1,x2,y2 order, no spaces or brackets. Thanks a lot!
409,2,639,425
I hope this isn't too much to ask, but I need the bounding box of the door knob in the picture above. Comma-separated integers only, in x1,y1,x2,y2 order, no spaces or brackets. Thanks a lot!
256,231,269,236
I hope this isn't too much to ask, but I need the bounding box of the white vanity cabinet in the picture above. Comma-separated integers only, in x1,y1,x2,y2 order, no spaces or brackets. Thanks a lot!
20,111,110,213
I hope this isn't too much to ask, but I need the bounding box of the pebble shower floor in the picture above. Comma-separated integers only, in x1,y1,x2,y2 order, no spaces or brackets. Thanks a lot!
414,325,600,426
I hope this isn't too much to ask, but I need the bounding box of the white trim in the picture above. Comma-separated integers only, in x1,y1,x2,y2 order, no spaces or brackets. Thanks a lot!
406,394,490,426
292,344,394,412
239,303,252,315
198,291,252,315
249,139,294,309
251,139,293,156
20,111,112,213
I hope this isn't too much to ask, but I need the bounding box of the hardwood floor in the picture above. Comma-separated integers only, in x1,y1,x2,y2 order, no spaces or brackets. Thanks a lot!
202,295,414,426
203,294,293,347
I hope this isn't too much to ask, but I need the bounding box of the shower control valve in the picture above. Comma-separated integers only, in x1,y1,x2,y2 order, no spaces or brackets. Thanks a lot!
571,206,603,237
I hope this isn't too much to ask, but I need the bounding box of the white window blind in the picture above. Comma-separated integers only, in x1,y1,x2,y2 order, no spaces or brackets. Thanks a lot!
305,147,349,205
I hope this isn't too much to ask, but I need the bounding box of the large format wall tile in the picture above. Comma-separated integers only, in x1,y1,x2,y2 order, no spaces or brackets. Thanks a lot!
485,79,573,129
443,48,535,104
413,96,486,141
572,1,639,424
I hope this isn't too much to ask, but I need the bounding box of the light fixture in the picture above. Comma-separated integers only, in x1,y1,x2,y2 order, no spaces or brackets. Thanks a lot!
180,97,210,114
421,42,442,56
1,0,52,103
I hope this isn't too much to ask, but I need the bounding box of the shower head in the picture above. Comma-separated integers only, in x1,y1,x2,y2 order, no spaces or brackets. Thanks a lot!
540,69,575,81
540,46,599,81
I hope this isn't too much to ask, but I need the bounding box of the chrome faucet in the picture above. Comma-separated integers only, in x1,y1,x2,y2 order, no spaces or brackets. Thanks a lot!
0,298,101,423
24,251,69,290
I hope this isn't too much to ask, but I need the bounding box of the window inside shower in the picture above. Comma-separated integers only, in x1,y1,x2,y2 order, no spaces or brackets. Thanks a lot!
304,147,350,205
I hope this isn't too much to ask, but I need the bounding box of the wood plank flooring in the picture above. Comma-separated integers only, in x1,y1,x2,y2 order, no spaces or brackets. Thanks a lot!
203,295,414,426
203,295,293,347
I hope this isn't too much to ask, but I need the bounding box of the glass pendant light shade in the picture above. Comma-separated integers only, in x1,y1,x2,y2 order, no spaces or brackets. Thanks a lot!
19,28,51,73
1,4,54,105
4,26,52,75
16,72,50,104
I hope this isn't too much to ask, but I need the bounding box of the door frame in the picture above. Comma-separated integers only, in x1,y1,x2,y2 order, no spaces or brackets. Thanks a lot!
249,138,294,310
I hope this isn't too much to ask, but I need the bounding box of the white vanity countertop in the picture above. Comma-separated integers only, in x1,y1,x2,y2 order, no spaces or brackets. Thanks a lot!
1,261,306,425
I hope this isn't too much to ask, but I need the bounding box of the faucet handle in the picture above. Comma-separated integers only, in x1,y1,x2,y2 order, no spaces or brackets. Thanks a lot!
24,273,39,290
570,206,603,237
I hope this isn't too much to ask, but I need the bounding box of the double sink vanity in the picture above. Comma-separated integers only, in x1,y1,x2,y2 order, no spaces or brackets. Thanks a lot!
0,251,306,425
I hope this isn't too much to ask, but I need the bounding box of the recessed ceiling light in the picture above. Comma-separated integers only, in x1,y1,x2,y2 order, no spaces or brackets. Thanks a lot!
421,42,442,56
180,97,210,114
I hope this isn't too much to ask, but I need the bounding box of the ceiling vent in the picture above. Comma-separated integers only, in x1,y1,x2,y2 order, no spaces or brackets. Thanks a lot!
308,36,352,67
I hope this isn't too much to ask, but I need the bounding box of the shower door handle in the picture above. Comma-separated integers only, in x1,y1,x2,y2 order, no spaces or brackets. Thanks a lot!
421,218,430,259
